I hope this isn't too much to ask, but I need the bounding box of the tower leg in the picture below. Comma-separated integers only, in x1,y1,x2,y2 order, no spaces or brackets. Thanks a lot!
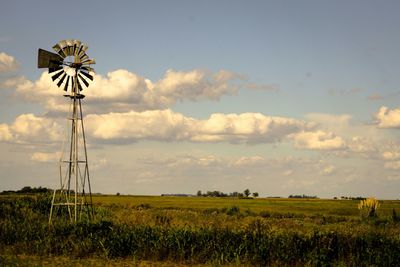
49,93,93,224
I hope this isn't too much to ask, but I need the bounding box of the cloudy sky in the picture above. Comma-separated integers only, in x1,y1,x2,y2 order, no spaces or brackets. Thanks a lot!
1,0,400,198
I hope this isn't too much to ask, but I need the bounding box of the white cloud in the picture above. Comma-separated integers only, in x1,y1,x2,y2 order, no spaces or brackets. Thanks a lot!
381,150,400,161
375,106,400,128
30,152,60,162
347,136,376,153
154,69,240,101
0,113,62,144
291,130,345,150
10,69,245,114
85,109,192,141
91,158,108,170
283,170,293,176
306,113,351,125
232,156,266,167
0,52,18,72
85,109,310,144
0,124,13,141
384,161,400,170
195,113,311,144
320,164,336,175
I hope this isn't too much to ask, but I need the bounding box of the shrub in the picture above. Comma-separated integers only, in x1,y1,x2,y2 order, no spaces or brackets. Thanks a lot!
358,197,380,218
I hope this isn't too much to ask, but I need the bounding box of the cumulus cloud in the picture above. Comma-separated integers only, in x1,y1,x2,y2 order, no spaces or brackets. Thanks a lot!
30,152,60,162
291,130,345,150
85,109,192,142
10,68,245,114
320,164,336,175
0,52,18,72
232,156,266,167
0,113,62,144
347,136,376,153
375,106,400,128
154,69,241,101
384,161,400,170
0,124,13,141
85,109,310,144
305,113,351,133
382,151,400,161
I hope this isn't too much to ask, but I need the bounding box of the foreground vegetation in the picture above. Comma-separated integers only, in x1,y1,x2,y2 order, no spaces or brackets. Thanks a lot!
1,194,400,266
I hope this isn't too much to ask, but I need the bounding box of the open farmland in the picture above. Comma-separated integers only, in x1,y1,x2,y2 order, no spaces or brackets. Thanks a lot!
1,194,400,266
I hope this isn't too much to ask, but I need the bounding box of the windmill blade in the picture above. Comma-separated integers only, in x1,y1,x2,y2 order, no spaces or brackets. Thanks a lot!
80,54,89,62
57,73,68,87
66,40,74,56
58,40,69,56
62,46,70,57
76,45,84,57
64,76,70,91
67,46,73,57
81,66,95,73
38,49,63,68
71,76,75,92
52,44,66,58
76,77,83,92
48,66,63,74
72,39,81,48
78,74,89,87
51,70,65,81
79,70,93,81
58,40,68,49
80,44,88,53
81,59,96,65
52,43,61,53
72,44,77,56
77,44,88,58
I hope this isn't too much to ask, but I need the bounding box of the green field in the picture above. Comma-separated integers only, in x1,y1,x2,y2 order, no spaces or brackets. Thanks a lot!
1,194,400,266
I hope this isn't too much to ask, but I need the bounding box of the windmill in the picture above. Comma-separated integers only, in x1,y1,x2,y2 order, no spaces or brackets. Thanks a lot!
38,39,95,223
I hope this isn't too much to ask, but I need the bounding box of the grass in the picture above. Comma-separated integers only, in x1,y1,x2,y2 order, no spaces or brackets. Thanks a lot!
1,194,400,265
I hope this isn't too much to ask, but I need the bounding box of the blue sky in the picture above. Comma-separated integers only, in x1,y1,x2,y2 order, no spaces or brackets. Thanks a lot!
1,1,400,198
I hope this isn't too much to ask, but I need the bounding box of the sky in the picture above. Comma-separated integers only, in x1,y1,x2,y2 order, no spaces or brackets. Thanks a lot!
1,0,400,198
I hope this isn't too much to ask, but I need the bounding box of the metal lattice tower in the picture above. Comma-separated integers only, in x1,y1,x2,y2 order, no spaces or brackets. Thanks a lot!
37,40,96,223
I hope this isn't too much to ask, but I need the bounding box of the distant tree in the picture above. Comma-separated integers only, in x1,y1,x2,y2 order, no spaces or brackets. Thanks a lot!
238,193,244,198
197,190,202,197
20,186,32,193
230,192,238,197
244,189,250,198
116,192,120,196
252,192,259,198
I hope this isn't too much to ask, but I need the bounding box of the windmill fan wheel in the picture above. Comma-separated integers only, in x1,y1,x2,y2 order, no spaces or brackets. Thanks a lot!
38,39,95,94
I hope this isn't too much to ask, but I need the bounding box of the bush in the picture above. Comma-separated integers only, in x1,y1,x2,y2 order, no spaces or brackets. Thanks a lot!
358,197,380,218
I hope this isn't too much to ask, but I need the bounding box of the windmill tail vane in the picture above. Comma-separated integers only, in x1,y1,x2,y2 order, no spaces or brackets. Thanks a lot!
38,39,95,223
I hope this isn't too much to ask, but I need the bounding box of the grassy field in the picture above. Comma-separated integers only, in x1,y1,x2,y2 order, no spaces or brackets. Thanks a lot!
1,194,400,266
92,194,400,217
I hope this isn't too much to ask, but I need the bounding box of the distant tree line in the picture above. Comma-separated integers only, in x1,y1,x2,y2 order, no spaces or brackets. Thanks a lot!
335,196,366,200
1,186,52,195
288,194,318,199
196,189,259,198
